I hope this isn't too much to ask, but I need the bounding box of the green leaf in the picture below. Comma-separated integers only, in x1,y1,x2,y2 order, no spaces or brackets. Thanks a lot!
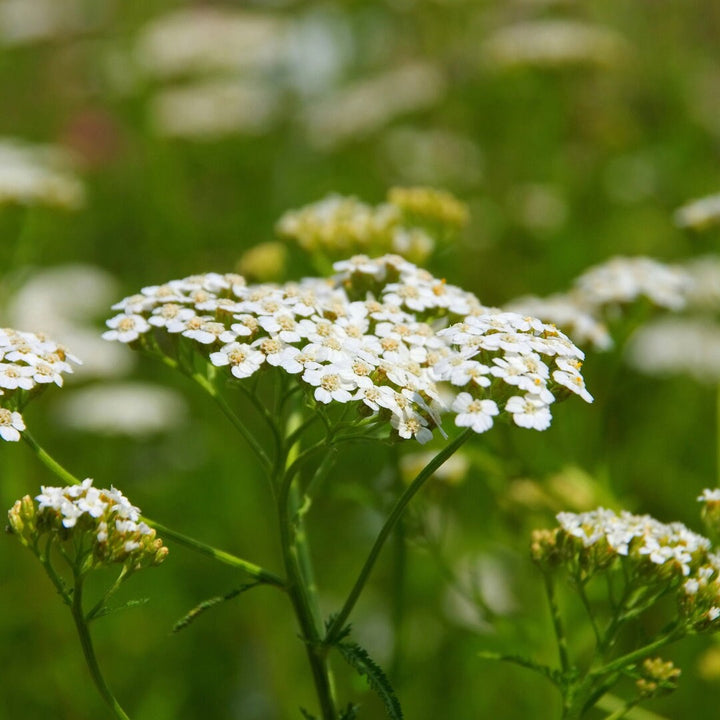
337,641,404,720
339,703,359,720
91,598,149,620
173,583,260,633
299,707,317,719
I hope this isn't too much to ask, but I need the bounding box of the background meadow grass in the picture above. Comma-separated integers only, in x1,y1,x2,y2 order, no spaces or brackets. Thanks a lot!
1,1,720,718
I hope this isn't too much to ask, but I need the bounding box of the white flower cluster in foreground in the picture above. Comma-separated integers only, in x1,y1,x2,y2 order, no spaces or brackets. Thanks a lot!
544,506,720,630
104,255,592,443
0,328,81,441
8,479,167,570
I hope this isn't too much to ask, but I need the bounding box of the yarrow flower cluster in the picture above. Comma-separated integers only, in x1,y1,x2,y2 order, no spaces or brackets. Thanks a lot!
0,328,81,441
276,188,469,264
532,506,720,632
8,479,167,570
103,254,592,443
506,255,696,351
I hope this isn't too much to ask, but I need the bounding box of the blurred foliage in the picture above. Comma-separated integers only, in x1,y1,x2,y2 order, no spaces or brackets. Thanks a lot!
1,0,720,718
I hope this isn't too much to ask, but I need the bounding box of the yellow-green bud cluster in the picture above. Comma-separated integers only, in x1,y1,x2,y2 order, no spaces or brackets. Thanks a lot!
635,658,681,699
275,187,468,264
387,186,469,231
8,479,167,571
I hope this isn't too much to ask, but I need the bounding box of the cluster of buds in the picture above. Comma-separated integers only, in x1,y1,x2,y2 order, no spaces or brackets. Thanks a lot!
103,254,592,444
275,188,469,264
0,328,81,441
8,479,167,571
635,658,681,699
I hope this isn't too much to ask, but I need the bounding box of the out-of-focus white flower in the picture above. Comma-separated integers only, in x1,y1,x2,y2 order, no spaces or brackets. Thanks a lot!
508,183,568,232
674,192,720,231
302,62,446,149
149,79,281,140
7,264,132,380
683,256,720,310
573,256,692,312
482,19,630,69
135,8,288,79
0,0,85,46
53,382,187,436
382,127,483,187
626,317,720,384
0,139,84,208
443,553,517,632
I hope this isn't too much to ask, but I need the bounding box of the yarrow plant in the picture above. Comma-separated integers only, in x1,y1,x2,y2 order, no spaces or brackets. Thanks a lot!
482,497,720,719
3,252,590,719
8,479,167,720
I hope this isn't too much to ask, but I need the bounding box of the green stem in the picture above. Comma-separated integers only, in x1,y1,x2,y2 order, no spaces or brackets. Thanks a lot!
590,628,684,678
142,519,285,588
543,572,570,678
70,574,131,720
22,431,79,486
324,429,472,645
277,452,337,720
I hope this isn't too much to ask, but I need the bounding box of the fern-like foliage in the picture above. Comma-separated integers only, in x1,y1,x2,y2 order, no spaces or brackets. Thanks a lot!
173,582,259,633
336,641,404,720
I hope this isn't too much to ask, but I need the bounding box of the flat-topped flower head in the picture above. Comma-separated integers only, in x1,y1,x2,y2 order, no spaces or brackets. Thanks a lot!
0,329,82,441
8,479,167,571
104,255,592,443
573,256,692,312
555,508,711,576
534,506,720,633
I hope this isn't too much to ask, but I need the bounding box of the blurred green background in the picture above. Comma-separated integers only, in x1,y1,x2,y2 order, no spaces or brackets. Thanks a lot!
1,1,720,718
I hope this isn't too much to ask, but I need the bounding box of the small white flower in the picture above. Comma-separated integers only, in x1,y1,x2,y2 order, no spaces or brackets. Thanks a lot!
0,408,25,441
452,392,499,434
210,343,265,379
103,313,151,343
505,394,552,431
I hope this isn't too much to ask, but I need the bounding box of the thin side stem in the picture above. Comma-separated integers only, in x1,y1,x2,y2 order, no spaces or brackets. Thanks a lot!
324,429,472,645
70,574,131,720
22,431,79,486
142,520,285,588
